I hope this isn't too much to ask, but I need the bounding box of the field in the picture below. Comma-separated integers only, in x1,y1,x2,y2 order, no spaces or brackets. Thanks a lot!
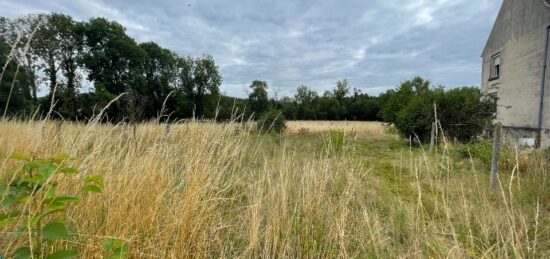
0,120,548,258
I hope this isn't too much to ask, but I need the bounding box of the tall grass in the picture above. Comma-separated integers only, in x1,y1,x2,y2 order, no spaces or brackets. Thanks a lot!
0,120,548,258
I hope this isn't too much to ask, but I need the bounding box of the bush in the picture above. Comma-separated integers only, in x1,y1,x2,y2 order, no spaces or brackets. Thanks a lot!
257,109,287,133
437,88,496,142
0,153,106,258
392,84,495,143
395,91,438,142
454,140,516,170
455,139,493,166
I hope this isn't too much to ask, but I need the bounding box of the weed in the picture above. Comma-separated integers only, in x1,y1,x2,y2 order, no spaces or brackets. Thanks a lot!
0,153,104,258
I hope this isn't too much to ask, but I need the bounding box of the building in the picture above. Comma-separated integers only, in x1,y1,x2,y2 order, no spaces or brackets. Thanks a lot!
481,0,550,147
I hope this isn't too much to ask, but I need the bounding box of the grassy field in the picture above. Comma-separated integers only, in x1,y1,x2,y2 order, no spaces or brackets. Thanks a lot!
0,120,548,258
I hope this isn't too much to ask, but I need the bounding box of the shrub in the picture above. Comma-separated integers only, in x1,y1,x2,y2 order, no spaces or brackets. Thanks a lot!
455,139,493,166
393,85,495,143
257,109,287,134
0,153,104,258
380,77,431,124
437,87,496,143
455,140,516,170
395,91,438,143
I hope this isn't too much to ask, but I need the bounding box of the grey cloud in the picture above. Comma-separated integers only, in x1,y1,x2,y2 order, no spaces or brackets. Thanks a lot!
0,0,502,97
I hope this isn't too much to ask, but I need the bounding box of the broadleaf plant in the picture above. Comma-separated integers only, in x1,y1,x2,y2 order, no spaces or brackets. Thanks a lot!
0,153,104,258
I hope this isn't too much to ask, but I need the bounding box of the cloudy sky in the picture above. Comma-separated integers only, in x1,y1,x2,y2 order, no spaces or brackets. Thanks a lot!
0,0,502,98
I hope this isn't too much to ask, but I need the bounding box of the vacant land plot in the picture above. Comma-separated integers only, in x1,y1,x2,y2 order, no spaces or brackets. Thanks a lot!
0,120,548,258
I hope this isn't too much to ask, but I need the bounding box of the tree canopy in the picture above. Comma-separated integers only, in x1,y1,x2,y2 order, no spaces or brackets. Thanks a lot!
0,13,495,143
0,13,223,122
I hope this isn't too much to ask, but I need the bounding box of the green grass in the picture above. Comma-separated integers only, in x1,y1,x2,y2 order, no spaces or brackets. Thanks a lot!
255,130,550,257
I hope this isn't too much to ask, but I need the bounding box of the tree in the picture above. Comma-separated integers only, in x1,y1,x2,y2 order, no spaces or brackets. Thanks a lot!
257,109,287,133
248,80,269,116
0,39,35,117
380,76,430,123
393,85,495,143
333,79,350,101
80,17,147,121
10,13,85,118
193,55,221,118
52,14,82,118
294,85,318,120
295,85,317,104
316,96,342,120
139,42,177,118
28,13,60,97
177,55,222,118
0,13,231,122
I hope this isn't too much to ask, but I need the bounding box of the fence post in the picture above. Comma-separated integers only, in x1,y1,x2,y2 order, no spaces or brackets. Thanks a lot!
490,123,502,189
429,122,436,154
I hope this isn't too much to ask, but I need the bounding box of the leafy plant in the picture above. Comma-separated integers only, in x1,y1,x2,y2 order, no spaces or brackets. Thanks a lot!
0,153,104,258
101,239,129,259
393,86,495,143
454,140,516,170
455,140,494,166
257,109,287,134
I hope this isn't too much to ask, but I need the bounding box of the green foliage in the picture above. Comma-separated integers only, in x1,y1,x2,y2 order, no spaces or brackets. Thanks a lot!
455,140,516,169
0,153,104,258
177,55,222,118
46,249,79,259
257,109,287,134
101,239,129,259
455,140,494,167
139,42,178,119
248,80,270,116
333,79,350,101
394,89,440,142
380,77,430,123
279,81,382,121
1,14,224,122
324,130,346,152
437,87,496,142
385,77,495,143
0,39,36,118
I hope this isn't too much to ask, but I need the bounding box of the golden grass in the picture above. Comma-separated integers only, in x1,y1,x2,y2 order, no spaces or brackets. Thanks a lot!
286,120,391,135
0,120,548,258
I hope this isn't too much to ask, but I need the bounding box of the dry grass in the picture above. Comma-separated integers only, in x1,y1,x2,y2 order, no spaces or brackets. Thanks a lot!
286,120,392,136
0,120,548,258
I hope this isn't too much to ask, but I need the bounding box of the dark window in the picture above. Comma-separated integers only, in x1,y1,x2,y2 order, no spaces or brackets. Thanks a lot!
490,53,501,80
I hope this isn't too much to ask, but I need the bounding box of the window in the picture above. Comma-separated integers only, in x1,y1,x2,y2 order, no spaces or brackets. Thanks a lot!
544,0,550,8
490,53,501,80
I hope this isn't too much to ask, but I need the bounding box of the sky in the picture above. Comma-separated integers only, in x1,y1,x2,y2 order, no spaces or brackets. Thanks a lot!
0,0,502,98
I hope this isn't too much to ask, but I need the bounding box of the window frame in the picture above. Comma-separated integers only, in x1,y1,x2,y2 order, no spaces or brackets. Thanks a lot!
489,53,502,81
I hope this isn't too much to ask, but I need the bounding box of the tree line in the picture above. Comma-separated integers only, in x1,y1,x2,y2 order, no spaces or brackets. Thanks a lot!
1,13,495,143
0,13,222,122
248,77,495,142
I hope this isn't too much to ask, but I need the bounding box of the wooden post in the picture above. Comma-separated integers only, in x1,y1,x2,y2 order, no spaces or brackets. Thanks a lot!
429,122,436,154
490,123,502,189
